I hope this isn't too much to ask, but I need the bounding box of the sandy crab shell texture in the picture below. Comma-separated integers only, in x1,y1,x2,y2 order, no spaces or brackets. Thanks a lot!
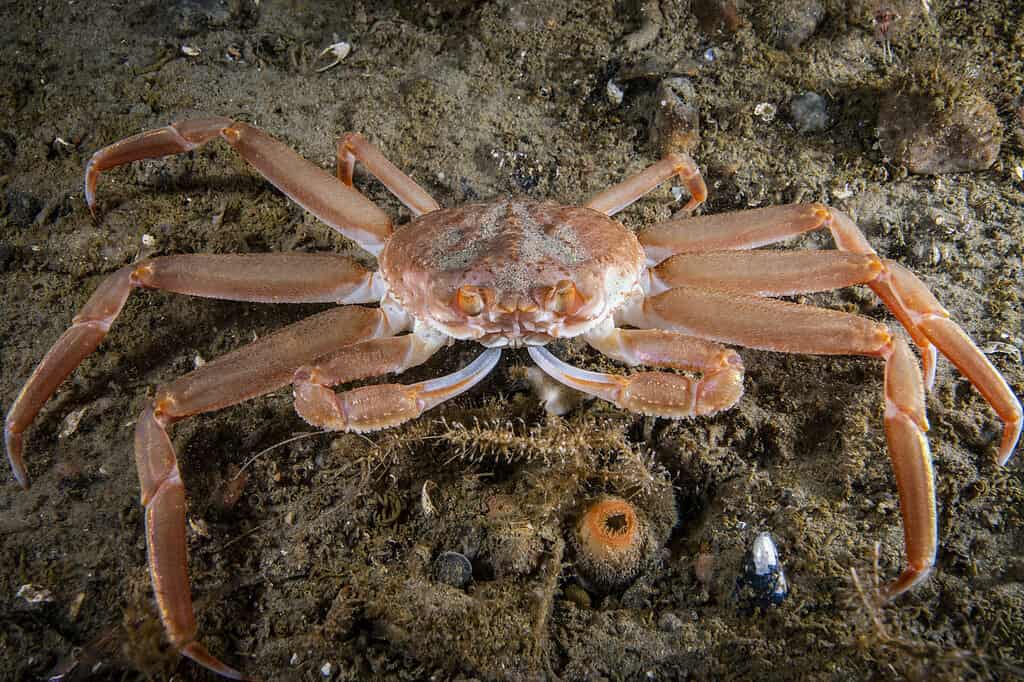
379,199,645,347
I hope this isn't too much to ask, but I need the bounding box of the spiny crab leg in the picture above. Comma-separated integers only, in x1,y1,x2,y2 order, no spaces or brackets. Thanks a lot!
585,152,708,216
294,345,501,432
638,203,1022,463
337,132,441,217
133,304,402,679
882,338,936,598
646,250,883,297
619,288,935,597
623,286,894,357
4,254,388,487
85,117,394,255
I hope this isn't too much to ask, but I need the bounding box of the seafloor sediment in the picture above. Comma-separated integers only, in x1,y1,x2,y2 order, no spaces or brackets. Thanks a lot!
1,1,1022,680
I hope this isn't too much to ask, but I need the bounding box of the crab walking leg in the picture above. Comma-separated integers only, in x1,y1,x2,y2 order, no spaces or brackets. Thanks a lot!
640,204,940,375
133,306,405,680
4,255,392,487
336,132,441,216
622,286,894,357
85,117,393,255
646,250,884,296
585,153,708,216
621,289,937,598
882,338,936,599
640,204,1022,462
885,262,1020,464
531,326,744,417
294,347,501,432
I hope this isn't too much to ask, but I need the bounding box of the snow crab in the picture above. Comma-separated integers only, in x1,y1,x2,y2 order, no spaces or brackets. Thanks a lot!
5,117,1020,679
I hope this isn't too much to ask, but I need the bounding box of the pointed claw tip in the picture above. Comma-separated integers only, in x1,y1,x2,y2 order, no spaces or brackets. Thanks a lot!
998,424,1020,467
181,641,247,680
5,430,29,488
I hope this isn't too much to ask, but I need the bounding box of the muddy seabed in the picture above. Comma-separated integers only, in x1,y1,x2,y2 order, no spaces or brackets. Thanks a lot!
2,1,1022,680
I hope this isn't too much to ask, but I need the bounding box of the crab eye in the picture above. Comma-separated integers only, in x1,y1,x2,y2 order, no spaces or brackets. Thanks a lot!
456,285,485,316
548,280,580,315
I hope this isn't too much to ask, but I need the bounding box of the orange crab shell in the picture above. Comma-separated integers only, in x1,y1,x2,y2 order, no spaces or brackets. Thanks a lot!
378,199,646,347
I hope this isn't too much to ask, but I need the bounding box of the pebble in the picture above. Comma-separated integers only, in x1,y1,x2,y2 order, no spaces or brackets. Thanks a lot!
4,189,42,228
563,583,592,609
657,611,684,632
789,92,830,134
878,91,1002,174
606,80,625,106
0,244,13,272
692,0,741,36
434,551,473,589
752,0,824,50
650,78,701,156
735,532,788,609
170,0,233,37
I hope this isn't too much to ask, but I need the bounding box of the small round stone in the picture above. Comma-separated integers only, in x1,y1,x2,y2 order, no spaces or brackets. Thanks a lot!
657,611,684,632
563,583,592,610
790,92,830,134
433,551,473,589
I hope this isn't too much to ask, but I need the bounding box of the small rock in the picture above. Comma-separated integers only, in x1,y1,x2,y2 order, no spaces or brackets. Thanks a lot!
650,78,701,156
878,91,1002,174
169,0,234,37
692,0,741,35
622,0,663,52
790,92,830,134
657,611,684,632
752,0,824,50
735,532,789,609
0,243,14,272
434,551,473,589
563,583,592,609
4,189,42,228
320,661,332,678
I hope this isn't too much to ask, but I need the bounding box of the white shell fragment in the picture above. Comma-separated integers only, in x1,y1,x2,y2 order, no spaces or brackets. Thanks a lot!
754,102,777,123
59,406,88,439
181,45,201,57
17,584,55,603
606,80,625,106
316,38,352,73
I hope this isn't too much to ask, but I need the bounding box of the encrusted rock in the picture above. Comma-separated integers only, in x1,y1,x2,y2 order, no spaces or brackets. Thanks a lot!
790,91,830,134
433,551,473,589
878,91,1002,174
650,78,701,156
752,0,824,50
